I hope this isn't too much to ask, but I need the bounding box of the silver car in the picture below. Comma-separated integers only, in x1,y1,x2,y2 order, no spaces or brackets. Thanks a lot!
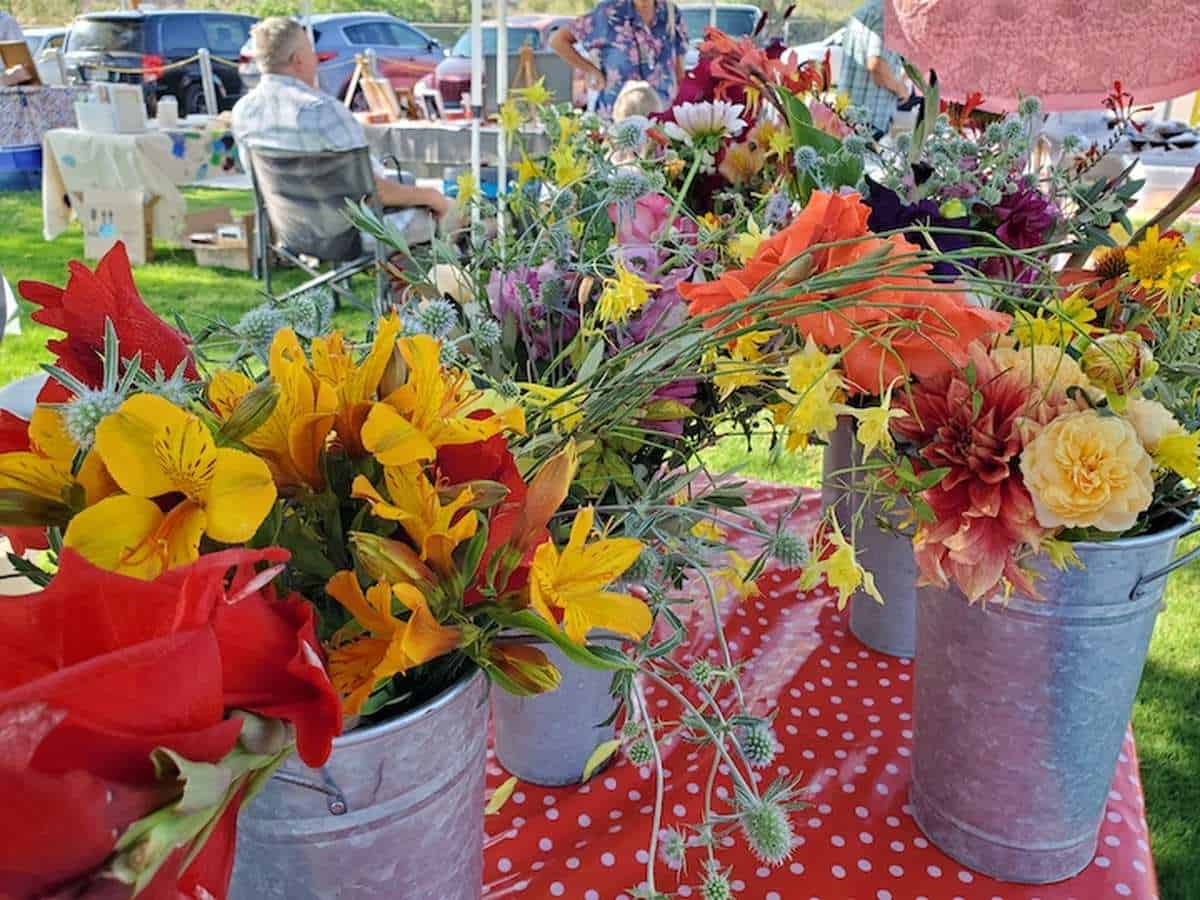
238,13,444,102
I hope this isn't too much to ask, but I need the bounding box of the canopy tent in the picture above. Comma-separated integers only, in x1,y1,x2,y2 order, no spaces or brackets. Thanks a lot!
885,0,1200,112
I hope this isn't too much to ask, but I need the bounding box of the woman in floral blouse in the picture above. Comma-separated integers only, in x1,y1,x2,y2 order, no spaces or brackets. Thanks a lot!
550,0,689,117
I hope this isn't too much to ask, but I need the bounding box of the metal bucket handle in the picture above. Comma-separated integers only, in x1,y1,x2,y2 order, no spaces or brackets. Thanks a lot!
270,769,348,816
1131,523,1200,600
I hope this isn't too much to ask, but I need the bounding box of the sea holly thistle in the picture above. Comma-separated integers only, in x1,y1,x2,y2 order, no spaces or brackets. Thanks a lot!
46,319,143,450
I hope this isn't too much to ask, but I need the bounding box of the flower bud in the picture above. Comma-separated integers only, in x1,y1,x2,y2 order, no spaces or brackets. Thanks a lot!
1080,333,1156,399
488,643,562,695
0,488,71,528
215,378,279,444
350,531,434,585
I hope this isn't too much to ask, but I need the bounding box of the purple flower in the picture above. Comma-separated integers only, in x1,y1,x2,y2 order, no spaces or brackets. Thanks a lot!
864,177,973,281
640,378,698,437
988,185,1059,250
486,261,578,361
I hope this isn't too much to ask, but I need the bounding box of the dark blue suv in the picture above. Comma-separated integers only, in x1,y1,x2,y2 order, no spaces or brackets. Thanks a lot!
64,10,257,116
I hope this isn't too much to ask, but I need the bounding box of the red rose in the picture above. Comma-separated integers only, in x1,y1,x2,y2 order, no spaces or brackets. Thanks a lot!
0,548,341,899
18,243,198,403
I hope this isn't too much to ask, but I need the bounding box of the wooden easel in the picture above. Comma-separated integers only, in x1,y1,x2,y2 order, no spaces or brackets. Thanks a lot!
343,53,419,122
512,45,539,93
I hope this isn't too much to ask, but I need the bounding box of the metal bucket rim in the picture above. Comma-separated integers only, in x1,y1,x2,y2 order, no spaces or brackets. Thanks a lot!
1064,515,1195,552
332,666,483,750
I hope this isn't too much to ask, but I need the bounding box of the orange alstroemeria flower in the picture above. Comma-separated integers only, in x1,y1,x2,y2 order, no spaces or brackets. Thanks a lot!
680,191,1011,395
310,315,402,457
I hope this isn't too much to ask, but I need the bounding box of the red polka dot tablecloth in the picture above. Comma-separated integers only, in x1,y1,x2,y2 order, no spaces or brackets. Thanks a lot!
481,484,1160,900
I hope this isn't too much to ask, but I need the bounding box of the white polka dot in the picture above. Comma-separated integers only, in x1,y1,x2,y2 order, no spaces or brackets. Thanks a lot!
788,862,805,875
889,864,904,877
855,806,869,818
818,804,832,815
636,849,650,864
1105,835,1121,847
878,892,893,900
858,859,872,872
549,883,564,896
577,814,591,827
767,893,782,900
831,864,847,879
538,838,553,852
566,857,580,869
1107,811,1123,824
546,808,559,820
1133,859,1147,874
601,852,616,866
1115,885,1132,897
927,864,942,878
913,837,929,849
886,816,900,827
807,817,822,828
957,870,973,883
512,791,526,804
859,832,874,845
890,841,904,852
1094,856,1111,869
497,858,512,873
585,892,600,900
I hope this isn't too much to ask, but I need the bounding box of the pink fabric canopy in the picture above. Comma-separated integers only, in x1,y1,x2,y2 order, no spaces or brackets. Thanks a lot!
885,0,1200,112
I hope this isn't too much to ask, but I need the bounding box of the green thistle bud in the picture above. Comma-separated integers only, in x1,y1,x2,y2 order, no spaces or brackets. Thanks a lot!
737,722,777,770
626,739,653,765
739,797,795,866
689,658,714,686
699,861,734,900
767,531,808,568
621,719,644,740
658,827,688,872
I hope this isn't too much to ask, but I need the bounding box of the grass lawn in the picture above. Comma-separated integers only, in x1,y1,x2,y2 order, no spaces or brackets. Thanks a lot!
1,187,1196,898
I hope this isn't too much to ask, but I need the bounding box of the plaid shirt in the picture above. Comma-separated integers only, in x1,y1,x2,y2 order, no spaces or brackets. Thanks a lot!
231,74,384,174
839,0,902,136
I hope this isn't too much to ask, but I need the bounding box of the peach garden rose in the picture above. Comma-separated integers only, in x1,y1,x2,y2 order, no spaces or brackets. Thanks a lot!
1019,410,1154,532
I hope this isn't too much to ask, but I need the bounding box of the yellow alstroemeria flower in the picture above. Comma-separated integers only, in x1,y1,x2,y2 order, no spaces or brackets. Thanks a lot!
514,77,553,107
64,394,276,579
799,519,882,610
528,506,651,644
515,154,543,187
209,329,337,489
549,143,587,187
0,406,115,517
364,335,521,467
310,315,402,457
716,549,761,602
325,571,461,715
519,383,584,434
727,217,765,265
847,384,907,459
596,262,659,324
352,464,478,574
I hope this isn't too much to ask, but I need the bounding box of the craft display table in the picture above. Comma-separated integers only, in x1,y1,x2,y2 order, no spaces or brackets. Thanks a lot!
481,484,1159,899
41,117,241,245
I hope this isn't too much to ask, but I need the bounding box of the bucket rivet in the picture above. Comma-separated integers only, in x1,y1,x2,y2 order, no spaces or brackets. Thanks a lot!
328,798,347,815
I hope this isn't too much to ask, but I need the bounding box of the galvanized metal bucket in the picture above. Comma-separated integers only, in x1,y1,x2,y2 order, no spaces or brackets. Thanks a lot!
822,416,918,657
230,669,488,900
911,519,1200,883
491,636,621,786
0,373,47,418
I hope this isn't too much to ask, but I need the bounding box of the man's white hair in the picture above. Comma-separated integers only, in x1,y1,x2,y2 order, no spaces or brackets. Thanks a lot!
252,17,308,74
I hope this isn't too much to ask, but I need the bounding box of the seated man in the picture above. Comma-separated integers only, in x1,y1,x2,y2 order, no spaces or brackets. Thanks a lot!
232,17,449,229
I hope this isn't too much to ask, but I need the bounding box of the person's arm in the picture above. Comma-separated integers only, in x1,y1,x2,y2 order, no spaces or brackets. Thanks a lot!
374,178,450,219
867,54,908,98
550,24,604,88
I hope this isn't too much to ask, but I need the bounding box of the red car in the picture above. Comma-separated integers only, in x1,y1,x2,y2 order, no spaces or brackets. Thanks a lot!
419,15,586,113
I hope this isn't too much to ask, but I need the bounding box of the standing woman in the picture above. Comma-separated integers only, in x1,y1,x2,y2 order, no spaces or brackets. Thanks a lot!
550,0,688,118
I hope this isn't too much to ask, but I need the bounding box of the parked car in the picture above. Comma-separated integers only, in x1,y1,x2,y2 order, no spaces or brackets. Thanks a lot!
23,26,68,83
420,16,585,112
63,11,256,116
238,14,444,104
679,3,761,69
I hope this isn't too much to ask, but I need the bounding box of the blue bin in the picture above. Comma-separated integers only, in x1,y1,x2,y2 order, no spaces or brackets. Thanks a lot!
0,144,42,191
443,164,518,201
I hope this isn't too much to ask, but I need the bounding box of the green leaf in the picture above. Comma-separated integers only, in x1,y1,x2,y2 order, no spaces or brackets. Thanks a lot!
581,739,621,782
486,775,519,814
493,610,635,672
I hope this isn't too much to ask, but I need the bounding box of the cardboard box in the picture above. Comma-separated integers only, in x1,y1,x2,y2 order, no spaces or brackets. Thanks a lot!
80,190,155,265
184,207,255,272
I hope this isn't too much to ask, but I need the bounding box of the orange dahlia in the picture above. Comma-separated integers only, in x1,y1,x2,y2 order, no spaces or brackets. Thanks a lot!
894,344,1048,602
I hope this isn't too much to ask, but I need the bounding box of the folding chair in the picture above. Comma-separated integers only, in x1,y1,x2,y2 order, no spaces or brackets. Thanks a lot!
248,145,428,309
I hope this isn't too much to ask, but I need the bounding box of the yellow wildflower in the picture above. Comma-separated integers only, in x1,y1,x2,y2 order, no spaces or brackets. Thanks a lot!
325,571,461,715
799,519,882,609
556,111,579,140
515,154,542,187
1155,430,1200,483
456,171,479,206
833,92,850,113
771,337,843,450
716,549,761,602
698,212,722,233
528,506,651,644
1012,292,1099,348
690,518,726,542
549,143,586,187
1042,538,1084,572
519,383,585,434
597,262,658,324
849,386,907,459
514,77,553,107
65,394,276,579
727,217,765,265
1126,226,1193,293
498,99,522,136
713,330,774,400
